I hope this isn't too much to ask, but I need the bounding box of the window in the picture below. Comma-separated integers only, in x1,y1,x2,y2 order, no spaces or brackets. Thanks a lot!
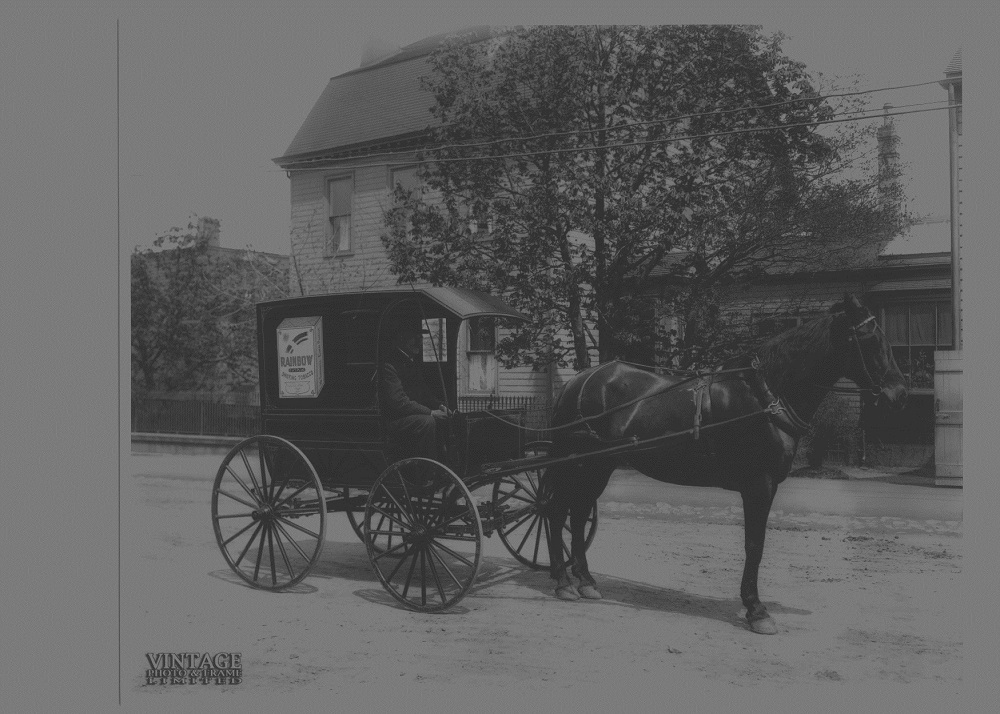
881,301,953,390
467,317,497,392
389,166,420,194
422,318,447,363
326,176,353,255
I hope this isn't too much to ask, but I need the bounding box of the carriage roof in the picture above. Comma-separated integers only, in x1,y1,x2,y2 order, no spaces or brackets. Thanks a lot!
256,286,528,323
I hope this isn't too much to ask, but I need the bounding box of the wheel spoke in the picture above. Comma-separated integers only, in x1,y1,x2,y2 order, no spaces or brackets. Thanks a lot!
372,539,410,562
377,482,415,527
272,526,296,581
273,513,321,541
426,541,464,589
233,521,264,568
424,547,449,603
272,518,312,563
368,501,412,531
224,465,261,505
515,512,541,556
531,515,543,564
252,523,267,582
399,546,421,600
266,524,278,586
220,518,259,548
505,507,538,535
427,538,477,569
239,448,263,497
215,488,260,511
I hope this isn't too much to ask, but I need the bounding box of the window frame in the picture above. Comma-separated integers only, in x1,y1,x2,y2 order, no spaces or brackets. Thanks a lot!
325,174,354,257
465,317,498,394
879,299,954,393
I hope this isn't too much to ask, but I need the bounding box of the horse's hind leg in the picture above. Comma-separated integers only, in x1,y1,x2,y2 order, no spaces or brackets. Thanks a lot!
740,482,778,634
545,467,579,600
569,467,612,600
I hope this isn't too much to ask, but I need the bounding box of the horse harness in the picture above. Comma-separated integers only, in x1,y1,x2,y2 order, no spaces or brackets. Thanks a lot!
535,310,885,449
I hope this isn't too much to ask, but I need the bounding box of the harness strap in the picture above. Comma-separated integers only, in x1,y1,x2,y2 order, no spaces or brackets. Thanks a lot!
752,356,812,439
687,375,713,440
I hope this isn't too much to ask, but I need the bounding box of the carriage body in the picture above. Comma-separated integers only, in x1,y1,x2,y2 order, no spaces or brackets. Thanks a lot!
255,287,526,486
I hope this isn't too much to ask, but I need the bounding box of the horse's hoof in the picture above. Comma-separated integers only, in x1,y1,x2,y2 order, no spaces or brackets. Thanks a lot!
577,584,602,600
555,585,580,601
748,616,778,635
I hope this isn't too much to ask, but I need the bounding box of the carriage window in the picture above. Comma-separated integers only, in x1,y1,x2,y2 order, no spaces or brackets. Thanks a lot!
422,318,447,363
467,317,497,392
327,176,353,255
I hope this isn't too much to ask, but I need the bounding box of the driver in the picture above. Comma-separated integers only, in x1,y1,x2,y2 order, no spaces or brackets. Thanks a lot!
378,324,449,461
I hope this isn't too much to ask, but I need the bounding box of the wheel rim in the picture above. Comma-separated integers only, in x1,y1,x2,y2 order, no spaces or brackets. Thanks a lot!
492,469,597,570
364,458,482,612
211,436,326,590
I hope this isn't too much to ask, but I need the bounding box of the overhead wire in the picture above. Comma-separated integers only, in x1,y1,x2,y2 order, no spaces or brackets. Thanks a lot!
277,78,949,171
280,102,958,172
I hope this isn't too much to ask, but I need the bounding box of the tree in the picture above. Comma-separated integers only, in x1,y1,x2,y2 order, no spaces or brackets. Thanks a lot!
131,216,289,397
382,25,906,370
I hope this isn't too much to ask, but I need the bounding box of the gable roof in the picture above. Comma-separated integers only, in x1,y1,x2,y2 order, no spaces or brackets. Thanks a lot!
274,27,493,167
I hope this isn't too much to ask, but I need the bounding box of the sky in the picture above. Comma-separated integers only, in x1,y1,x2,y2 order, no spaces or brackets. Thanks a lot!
102,2,971,256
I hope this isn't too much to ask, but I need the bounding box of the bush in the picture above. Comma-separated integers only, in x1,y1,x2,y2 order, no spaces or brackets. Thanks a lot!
802,394,859,467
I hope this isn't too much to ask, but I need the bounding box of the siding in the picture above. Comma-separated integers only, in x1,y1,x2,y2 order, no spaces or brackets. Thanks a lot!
289,160,413,295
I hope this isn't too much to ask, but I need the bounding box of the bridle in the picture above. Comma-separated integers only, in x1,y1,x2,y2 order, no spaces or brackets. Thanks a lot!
844,313,889,396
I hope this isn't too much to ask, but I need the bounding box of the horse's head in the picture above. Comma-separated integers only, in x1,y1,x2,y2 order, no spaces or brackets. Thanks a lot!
833,294,908,410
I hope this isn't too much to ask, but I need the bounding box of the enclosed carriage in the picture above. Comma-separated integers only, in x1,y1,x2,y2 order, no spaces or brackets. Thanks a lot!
211,288,596,611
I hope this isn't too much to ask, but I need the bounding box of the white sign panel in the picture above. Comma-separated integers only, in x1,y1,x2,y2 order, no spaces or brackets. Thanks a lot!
277,316,324,398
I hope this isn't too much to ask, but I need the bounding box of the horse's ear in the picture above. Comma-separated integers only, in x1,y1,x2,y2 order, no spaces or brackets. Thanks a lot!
842,292,864,316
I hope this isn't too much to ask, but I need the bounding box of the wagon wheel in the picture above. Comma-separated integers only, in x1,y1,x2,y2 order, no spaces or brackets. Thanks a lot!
491,455,597,571
364,458,482,612
343,487,400,555
211,435,326,591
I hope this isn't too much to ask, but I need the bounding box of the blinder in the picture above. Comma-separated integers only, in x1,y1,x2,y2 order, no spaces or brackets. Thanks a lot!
845,312,889,395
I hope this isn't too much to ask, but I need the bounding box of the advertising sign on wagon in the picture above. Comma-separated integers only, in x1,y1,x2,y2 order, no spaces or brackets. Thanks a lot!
277,316,324,398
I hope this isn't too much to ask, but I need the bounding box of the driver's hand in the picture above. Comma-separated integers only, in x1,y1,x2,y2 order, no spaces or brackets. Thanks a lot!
431,408,449,419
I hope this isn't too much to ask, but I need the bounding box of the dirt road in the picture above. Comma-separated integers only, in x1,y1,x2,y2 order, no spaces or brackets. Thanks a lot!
122,454,962,712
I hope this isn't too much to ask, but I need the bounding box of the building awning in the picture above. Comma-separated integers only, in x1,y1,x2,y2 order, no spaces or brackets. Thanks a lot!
869,277,952,293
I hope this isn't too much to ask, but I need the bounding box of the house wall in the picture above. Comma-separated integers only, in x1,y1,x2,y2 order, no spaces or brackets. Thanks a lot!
288,161,556,403
288,162,407,296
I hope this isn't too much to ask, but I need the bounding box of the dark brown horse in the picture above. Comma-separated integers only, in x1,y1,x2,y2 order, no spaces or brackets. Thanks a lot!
544,294,907,634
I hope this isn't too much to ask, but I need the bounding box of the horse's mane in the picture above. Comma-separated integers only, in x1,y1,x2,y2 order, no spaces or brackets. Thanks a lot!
755,312,843,393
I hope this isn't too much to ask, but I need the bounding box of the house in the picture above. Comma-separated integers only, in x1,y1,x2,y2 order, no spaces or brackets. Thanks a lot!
273,30,960,467
273,27,552,412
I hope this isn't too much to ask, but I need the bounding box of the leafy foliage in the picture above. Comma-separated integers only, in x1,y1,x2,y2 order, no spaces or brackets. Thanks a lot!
131,216,289,396
382,26,907,369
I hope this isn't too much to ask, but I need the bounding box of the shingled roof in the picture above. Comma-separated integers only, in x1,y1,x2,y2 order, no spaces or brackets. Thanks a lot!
274,26,493,167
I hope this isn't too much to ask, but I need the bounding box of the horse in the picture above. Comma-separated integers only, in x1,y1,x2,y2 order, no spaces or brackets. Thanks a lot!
543,293,907,634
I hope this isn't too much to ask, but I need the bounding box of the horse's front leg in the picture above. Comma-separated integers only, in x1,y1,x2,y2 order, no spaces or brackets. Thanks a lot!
740,482,778,634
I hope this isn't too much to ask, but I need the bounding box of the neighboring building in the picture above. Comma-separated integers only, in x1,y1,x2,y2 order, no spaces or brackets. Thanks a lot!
273,31,960,466
131,217,291,394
